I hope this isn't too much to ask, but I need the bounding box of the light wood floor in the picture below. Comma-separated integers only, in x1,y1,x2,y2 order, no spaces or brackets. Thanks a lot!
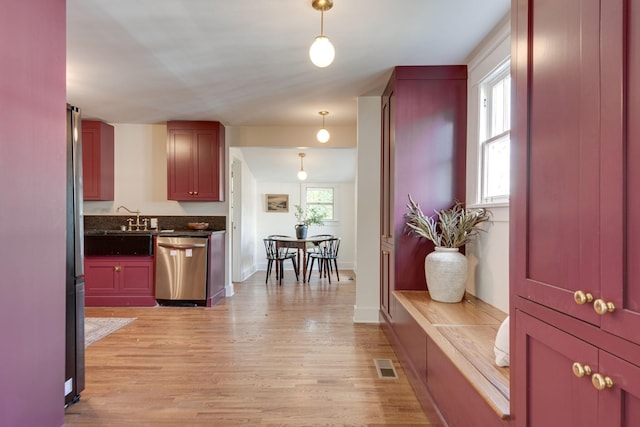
64,270,434,426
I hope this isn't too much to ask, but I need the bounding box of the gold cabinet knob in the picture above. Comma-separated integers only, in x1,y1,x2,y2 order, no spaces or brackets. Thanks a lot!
572,362,592,378
593,299,615,315
574,290,594,305
114,266,121,272
592,373,614,391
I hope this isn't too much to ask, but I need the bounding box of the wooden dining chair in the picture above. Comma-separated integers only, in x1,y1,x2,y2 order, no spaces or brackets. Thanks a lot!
264,238,299,285
306,237,340,284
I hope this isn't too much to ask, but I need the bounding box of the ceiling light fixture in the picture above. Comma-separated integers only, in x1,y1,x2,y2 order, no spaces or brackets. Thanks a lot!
309,0,335,68
297,152,308,181
316,111,330,143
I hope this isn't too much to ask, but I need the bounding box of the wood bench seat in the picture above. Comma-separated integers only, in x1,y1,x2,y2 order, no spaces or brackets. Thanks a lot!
392,290,510,422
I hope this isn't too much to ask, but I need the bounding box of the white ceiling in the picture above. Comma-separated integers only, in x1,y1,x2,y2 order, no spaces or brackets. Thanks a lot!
66,0,510,182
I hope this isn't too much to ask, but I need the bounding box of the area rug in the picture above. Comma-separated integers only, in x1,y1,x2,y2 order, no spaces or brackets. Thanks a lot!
85,317,136,348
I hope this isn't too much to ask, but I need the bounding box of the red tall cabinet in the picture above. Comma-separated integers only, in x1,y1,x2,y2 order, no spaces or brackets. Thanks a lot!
380,66,467,321
511,0,640,425
167,120,225,201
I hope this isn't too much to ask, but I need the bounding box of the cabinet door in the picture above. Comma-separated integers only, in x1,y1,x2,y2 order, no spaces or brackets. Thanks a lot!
380,243,393,319
167,129,195,200
512,0,601,325
82,124,100,199
380,90,394,245
120,260,153,296
515,310,599,427
599,0,640,343
598,350,640,426
82,120,114,201
84,259,118,294
167,122,224,201
192,127,222,200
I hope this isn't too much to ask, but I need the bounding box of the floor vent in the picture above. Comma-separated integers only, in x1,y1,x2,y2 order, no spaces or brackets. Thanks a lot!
374,358,399,379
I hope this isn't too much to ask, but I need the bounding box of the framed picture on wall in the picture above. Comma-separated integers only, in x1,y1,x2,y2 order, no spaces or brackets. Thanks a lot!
266,194,289,212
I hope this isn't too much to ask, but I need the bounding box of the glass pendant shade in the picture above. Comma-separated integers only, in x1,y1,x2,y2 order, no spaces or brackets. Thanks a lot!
297,152,307,181
317,128,330,143
309,36,335,68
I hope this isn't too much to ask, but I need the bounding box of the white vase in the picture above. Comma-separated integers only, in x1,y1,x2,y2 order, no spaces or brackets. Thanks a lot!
424,247,468,303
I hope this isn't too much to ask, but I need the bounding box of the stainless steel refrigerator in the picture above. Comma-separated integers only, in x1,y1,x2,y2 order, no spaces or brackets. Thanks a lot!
65,104,85,407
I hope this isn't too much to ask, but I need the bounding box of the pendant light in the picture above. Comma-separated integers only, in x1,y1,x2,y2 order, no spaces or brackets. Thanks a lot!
316,111,330,143
297,153,308,181
309,0,335,68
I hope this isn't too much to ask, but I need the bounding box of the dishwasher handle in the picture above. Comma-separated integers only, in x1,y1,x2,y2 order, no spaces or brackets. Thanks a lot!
158,242,207,250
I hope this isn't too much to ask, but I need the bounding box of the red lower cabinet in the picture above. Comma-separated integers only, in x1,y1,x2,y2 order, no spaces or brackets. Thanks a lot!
515,310,640,427
85,256,155,306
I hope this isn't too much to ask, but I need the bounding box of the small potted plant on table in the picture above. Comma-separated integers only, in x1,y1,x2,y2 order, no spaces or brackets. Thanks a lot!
294,204,325,239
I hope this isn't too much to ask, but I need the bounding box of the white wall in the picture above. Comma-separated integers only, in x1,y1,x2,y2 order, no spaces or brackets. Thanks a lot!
229,147,259,282
464,14,511,313
353,96,382,323
254,181,356,271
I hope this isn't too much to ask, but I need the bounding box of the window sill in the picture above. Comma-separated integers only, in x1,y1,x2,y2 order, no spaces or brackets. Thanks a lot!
468,202,509,223
468,201,509,209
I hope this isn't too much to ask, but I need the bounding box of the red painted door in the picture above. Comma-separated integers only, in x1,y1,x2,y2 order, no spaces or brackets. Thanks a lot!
192,127,221,200
598,351,640,426
380,244,393,319
81,120,114,201
120,261,153,295
82,123,99,199
84,259,119,294
167,122,224,201
167,128,195,200
599,0,640,344
515,311,598,427
512,0,602,325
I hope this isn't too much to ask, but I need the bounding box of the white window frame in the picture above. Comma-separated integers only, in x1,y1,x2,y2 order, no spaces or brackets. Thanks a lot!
302,185,336,222
478,60,511,205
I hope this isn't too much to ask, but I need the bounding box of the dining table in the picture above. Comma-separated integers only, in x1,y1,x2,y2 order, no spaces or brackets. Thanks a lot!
270,235,332,283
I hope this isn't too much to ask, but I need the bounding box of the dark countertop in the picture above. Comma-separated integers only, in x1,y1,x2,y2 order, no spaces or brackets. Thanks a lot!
85,229,225,237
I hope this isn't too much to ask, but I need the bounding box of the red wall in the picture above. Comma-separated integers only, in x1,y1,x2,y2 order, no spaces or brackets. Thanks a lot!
0,0,67,425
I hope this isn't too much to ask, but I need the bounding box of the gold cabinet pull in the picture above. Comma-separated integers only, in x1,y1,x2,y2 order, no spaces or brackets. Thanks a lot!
593,299,616,315
574,290,594,305
114,266,121,272
592,373,614,391
572,362,592,378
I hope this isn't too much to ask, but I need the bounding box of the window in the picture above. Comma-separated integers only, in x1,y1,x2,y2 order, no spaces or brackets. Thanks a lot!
479,61,511,204
305,187,334,221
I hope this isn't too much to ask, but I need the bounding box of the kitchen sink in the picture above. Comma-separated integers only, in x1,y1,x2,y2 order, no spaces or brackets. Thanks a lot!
84,232,154,256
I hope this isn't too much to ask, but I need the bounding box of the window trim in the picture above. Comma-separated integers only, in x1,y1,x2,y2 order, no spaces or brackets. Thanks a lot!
478,60,511,205
302,185,337,222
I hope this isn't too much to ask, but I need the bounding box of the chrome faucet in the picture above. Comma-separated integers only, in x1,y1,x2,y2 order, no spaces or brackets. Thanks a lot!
116,205,143,230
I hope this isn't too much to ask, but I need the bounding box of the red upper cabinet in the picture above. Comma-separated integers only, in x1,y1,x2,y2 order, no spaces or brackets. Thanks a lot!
512,0,640,343
167,121,225,202
512,0,640,424
82,120,114,201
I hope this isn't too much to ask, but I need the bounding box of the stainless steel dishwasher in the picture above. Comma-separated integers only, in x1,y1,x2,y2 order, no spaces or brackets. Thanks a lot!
155,236,208,302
